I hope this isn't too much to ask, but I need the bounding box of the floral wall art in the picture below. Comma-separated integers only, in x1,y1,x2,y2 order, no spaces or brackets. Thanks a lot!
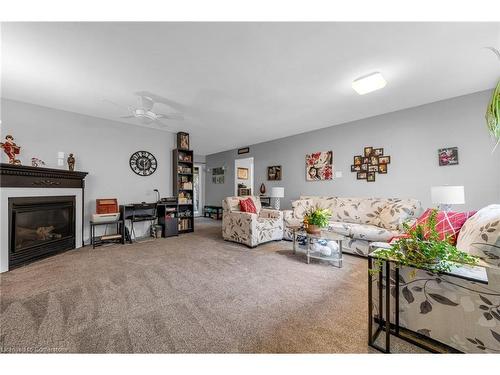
351,146,390,182
305,151,333,181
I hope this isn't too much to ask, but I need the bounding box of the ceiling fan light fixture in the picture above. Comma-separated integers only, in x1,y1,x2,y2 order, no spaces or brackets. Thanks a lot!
352,72,387,95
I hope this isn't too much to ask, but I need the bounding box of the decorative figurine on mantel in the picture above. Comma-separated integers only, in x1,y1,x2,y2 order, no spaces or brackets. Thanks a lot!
67,153,75,171
0,135,21,165
31,157,46,167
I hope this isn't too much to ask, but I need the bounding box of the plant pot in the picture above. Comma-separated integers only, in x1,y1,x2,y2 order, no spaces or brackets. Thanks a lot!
306,224,322,234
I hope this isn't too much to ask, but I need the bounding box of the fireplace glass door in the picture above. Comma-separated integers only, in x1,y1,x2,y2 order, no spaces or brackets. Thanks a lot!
9,196,76,267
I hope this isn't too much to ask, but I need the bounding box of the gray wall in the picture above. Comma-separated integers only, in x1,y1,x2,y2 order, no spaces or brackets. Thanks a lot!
1,99,175,241
205,90,500,211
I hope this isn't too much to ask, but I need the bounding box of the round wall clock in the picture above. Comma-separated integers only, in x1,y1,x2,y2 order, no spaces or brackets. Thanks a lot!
129,151,157,176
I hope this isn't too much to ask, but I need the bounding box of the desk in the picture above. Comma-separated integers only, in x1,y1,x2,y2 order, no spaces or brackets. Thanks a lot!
120,203,157,242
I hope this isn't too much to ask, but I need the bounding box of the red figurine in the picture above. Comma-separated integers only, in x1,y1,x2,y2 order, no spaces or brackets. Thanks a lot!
0,135,21,165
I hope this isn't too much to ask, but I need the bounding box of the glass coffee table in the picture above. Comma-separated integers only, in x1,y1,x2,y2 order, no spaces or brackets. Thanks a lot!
288,225,345,268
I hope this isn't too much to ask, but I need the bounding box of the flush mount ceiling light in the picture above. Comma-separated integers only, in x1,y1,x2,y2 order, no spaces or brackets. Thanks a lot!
352,72,387,95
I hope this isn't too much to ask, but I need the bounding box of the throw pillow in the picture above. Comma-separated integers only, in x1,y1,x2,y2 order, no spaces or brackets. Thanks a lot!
292,199,314,219
391,208,476,245
378,199,422,232
456,204,500,267
240,197,257,214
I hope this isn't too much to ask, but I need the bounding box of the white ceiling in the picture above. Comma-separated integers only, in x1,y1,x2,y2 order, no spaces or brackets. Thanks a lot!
2,22,500,155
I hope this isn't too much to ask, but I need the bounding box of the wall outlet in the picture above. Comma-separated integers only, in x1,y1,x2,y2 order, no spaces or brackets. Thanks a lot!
335,171,343,178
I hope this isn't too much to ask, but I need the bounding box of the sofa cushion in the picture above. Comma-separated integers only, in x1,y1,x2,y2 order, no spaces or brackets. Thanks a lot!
334,197,388,225
300,196,337,211
456,204,500,267
376,199,422,231
349,223,399,242
328,221,398,242
292,199,314,218
328,221,352,236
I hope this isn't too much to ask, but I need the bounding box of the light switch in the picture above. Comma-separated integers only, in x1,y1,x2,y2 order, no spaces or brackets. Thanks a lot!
335,171,343,178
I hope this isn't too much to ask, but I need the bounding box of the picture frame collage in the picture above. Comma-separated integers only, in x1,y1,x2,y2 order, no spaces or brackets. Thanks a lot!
351,147,391,182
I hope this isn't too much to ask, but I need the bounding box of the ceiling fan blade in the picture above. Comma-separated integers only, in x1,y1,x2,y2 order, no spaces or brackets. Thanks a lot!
120,115,135,118
157,113,184,121
139,95,155,111
134,91,185,112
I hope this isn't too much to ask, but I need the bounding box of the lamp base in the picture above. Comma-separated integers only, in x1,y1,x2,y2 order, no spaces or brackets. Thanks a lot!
438,204,452,212
273,198,281,210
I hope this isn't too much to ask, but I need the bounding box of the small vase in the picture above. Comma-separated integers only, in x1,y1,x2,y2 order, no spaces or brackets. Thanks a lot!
306,224,322,235
259,183,266,195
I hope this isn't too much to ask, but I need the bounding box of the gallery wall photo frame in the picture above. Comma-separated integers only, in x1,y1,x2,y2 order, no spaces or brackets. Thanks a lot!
351,146,391,182
237,167,249,180
267,165,282,180
438,147,459,166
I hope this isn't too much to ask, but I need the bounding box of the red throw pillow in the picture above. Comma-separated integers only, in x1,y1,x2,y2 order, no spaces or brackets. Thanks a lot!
408,209,476,245
239,197,257,214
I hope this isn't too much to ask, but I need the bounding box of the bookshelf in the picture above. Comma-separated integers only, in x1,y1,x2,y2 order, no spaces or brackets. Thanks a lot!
172,148,194,233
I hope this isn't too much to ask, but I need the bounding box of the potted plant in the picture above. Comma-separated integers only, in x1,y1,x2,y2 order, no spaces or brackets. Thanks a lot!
372,209,478,274
304,207,332,234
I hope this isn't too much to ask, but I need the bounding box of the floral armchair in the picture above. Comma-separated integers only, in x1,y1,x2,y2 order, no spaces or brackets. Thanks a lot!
222,196,283,247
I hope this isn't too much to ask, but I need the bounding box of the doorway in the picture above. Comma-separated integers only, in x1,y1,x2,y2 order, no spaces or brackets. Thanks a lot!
234,157,254,197
193,163,204,217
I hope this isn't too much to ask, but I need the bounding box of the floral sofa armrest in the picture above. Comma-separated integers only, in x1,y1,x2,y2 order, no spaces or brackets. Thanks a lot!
260,209,283,220
222,210,258,247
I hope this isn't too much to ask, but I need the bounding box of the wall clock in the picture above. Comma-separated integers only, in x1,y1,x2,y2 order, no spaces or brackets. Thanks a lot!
129,151,157,176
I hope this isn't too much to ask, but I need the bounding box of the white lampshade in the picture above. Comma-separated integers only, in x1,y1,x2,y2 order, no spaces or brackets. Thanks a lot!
431,186,465,205
271,187,285,198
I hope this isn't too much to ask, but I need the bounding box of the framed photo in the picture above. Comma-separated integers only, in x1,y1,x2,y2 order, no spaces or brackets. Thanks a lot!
379,156,391,164
237,167,249,180
378,164,388,174
364,147,373,157
212,167,224,175
367,172,376,182
370,155,379,165
306,151,333,181
361,163,368,171
374,148,384,156
351,165,361,172
438,147,458,166
238,147,250,155
354,156,362,165
368,165,378,172
267,165,282,180
357,172,367,180
176,132,190,150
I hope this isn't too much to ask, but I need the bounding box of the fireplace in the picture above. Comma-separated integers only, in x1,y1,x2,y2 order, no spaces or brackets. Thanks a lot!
9,196,76,268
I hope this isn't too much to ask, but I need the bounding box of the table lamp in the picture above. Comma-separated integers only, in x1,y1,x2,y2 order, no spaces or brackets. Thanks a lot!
431,185,465,211
271,187,285,210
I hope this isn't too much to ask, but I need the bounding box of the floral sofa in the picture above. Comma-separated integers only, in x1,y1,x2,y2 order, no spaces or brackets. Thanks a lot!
283,196,423,256
371,204,500,353
222,196,283,247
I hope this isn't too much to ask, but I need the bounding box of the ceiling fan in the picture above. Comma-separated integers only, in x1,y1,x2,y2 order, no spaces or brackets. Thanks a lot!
104,93,184,127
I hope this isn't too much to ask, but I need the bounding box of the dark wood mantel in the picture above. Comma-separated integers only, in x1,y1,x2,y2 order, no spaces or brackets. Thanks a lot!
0,163,88,188
1,163,89,249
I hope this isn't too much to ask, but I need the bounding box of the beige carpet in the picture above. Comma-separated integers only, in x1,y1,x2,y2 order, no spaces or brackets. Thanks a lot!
0,218,423,353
